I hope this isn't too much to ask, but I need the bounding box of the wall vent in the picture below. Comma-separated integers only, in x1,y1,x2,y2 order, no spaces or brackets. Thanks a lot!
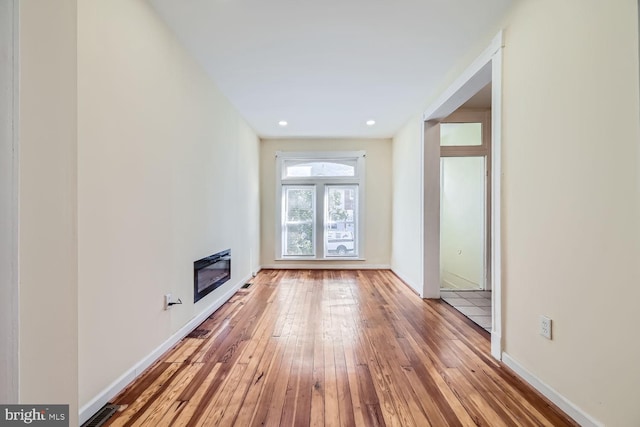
81,404,119,427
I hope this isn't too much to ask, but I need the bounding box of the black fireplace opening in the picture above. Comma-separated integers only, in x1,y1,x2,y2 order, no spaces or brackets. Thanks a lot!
194,249,231,303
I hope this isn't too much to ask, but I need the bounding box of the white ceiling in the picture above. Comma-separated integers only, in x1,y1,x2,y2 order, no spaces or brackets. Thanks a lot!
148,0,513,139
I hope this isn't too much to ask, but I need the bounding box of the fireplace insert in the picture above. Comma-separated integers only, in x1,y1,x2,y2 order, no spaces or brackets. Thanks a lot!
193,249,231,303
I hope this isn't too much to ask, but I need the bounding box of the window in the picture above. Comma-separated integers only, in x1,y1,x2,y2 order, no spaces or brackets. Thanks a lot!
282,159,357,178
440,123,483,146
276,151,365,259
283,186,315,256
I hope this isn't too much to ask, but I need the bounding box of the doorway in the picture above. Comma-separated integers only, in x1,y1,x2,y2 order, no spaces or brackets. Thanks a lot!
422,32,503,359
440,109,491,292
439,107,492,331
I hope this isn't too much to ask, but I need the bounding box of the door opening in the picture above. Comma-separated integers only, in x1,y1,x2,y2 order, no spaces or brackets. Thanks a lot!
422,31,504,359
438,108,492,332
440,110,491,291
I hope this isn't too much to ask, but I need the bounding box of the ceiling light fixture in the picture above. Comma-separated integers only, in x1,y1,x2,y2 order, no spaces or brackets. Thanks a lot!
278,120,288,127
366,120,376,126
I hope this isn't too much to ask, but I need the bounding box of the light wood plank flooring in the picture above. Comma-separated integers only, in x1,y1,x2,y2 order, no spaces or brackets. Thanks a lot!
104,269,577,426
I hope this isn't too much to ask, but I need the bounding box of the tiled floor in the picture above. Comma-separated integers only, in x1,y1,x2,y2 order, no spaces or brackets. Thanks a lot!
441,290,492,331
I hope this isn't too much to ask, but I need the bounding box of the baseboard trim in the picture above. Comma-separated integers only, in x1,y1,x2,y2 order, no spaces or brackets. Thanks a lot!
501,353,603,427
78,274,251,425
261,263,391,270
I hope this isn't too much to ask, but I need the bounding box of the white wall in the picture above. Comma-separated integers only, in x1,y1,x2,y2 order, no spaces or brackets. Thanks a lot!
77,0,260,411
391,116,423,293
260,138,392,268
500,1,640,425
19,1,79,425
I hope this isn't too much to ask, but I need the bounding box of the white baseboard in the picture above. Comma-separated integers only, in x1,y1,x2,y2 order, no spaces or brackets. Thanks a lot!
78,274,251,425
501,353,603,427
261,263,390,270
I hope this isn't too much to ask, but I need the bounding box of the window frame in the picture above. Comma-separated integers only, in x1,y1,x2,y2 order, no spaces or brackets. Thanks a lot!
275,150,366,260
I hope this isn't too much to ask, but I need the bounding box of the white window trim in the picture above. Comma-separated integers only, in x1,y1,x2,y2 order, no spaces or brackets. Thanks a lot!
275,150,366,261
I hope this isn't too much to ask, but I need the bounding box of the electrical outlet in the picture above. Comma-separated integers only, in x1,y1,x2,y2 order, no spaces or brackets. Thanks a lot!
164,293,172,311
539,315,552,340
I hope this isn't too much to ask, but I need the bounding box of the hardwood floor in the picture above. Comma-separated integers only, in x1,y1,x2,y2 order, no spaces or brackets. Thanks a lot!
104,270,577,427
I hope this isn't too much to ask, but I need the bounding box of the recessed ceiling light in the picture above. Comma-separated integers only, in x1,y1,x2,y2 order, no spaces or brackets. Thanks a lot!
366,120,376,126
278,120,288,127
